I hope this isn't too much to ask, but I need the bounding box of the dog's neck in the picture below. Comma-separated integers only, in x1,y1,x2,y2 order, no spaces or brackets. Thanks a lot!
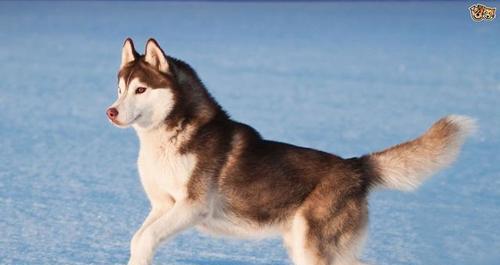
165,56,228,128
134,120,194,153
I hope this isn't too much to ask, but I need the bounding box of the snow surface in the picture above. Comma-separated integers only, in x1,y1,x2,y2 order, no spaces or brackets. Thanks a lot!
0,1,499,265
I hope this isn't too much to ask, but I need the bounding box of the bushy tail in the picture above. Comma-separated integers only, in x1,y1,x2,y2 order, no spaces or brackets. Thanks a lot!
364,115,476,191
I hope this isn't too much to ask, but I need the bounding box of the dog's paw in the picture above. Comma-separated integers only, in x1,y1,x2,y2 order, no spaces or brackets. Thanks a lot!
127,258,149,265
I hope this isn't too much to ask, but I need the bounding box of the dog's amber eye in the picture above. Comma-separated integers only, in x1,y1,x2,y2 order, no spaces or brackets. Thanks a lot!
135,87,147,94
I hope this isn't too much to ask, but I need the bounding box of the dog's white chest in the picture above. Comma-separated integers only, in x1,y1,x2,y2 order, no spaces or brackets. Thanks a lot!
137,134,196,204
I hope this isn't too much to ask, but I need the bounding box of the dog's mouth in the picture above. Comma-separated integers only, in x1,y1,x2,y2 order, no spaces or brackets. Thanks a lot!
109,114,141,127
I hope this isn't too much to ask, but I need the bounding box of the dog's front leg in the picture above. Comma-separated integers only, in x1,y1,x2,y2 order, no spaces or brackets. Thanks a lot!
127,199,207,265
130,198,174,258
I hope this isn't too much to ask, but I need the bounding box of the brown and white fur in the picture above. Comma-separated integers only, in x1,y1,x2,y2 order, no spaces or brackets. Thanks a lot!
106,38,476,265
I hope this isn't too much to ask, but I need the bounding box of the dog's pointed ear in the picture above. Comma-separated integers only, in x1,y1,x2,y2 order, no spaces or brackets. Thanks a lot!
144,38,169,73
121,38,138,68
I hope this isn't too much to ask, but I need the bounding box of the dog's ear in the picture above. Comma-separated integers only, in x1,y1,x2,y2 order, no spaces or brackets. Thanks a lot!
144,38,169,73
121,38,138,68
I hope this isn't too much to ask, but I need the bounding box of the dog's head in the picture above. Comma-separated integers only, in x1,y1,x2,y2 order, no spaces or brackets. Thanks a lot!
483,7,496,20
470,4,485,21
107,38,177,130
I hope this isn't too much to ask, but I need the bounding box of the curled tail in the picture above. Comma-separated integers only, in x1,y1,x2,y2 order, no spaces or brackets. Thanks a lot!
364,115,476,191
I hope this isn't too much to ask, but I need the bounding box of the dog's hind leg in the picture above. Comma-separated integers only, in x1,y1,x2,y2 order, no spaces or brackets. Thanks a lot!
330,228,369,265
327,206,369,265
283,212,332,265
286,186,369,265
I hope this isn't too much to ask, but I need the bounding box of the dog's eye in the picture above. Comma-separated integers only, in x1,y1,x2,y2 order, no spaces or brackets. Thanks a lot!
135,87,147,94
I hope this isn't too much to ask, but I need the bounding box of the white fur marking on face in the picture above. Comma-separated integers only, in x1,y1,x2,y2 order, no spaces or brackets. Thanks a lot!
118,78,126,96
108,78,175,130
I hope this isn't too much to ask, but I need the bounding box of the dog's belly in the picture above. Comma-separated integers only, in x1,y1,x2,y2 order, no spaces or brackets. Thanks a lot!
196,213,281,239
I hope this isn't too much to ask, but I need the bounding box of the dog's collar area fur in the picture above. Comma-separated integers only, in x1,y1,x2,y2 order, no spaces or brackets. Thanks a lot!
168,118,187,145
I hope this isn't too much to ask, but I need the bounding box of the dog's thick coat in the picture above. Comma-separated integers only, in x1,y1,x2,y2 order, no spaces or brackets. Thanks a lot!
107,38,475,265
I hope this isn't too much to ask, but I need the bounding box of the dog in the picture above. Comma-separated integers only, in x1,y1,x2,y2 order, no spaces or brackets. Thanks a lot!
107,38,475,265
470,4,485,21
483,6,496,20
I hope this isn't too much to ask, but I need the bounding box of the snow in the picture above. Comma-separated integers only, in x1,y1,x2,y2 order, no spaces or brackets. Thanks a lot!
0,1,499,265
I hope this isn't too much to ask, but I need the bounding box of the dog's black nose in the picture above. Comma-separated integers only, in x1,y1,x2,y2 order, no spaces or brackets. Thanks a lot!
107,107,119,120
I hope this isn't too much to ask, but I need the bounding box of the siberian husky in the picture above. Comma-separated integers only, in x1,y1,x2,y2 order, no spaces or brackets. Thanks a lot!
106,38,475,265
